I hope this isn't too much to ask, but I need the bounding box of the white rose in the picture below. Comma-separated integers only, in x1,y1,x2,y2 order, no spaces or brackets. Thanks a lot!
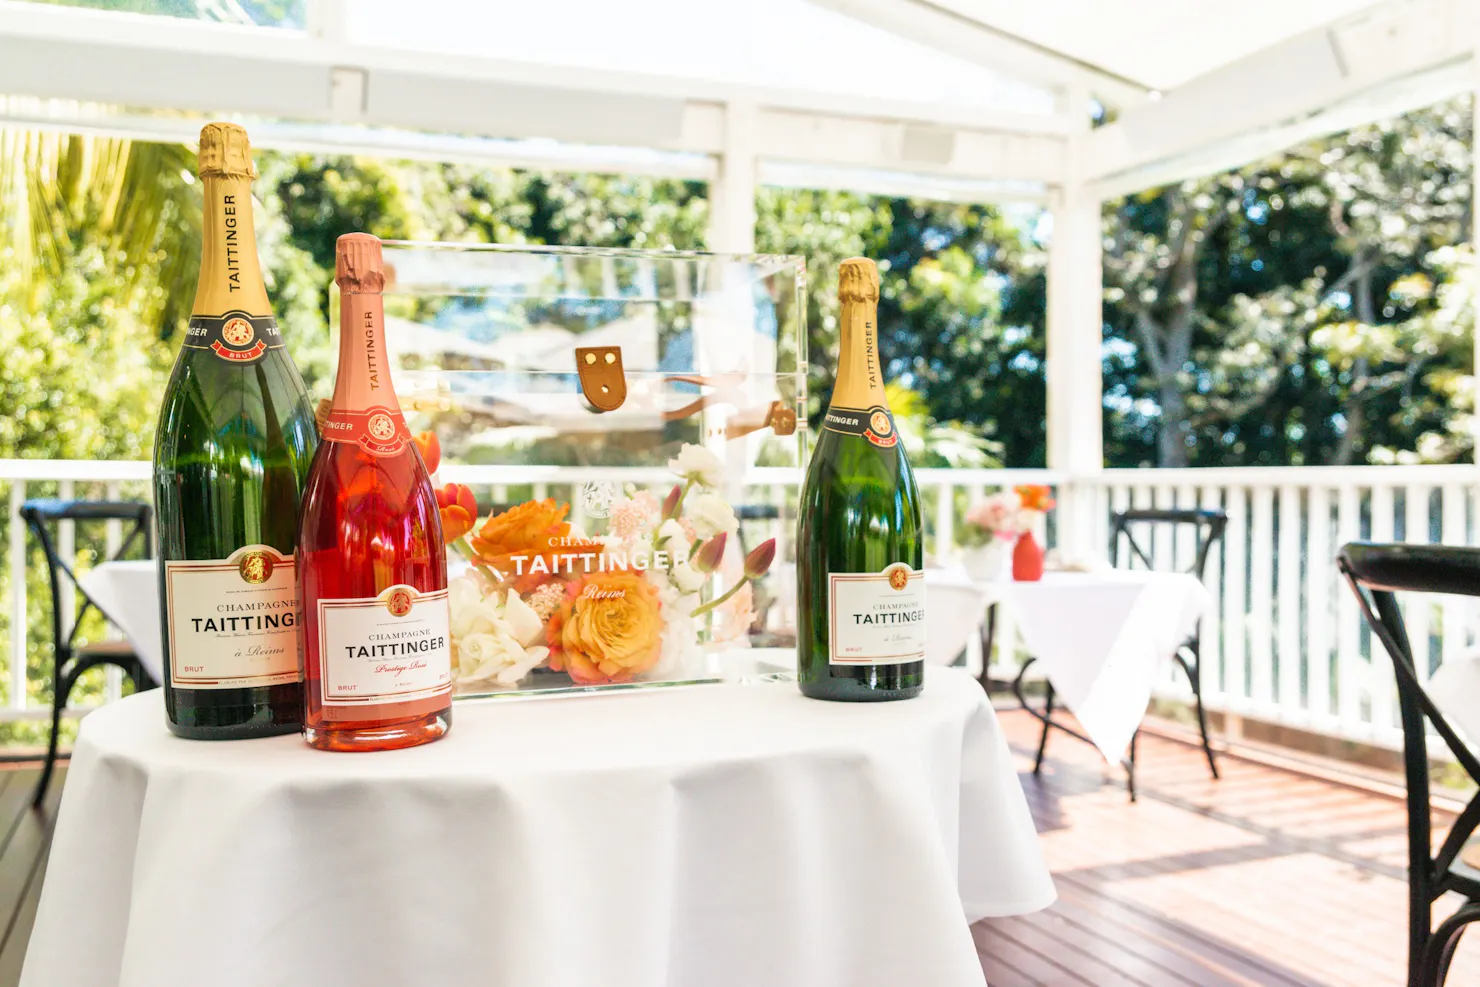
448,574,482,629
499,590,545,649
456,632,503,677
671,561,708,594
668,444,724,489
684,492,738,540
641,609,700,681
655,518,688,554
450,575,505,638
458,628,547,687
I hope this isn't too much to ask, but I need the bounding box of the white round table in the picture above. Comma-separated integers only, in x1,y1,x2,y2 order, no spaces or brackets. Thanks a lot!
22,667,1054,987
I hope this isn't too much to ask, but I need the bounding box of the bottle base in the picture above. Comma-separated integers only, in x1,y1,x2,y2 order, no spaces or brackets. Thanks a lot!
166,684,305,740
303,708,452,752
168,718,302,741
799,680,923,702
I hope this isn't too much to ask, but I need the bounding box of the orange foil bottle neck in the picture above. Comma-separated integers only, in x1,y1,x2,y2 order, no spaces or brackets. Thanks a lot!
324,234,408,456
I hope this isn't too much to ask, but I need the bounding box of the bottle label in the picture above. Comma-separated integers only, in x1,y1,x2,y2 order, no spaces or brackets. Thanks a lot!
321,405,412,457
828,562,926,665
317,584,453,707
823,405,898,448
163,545,303,690
183,311,284,365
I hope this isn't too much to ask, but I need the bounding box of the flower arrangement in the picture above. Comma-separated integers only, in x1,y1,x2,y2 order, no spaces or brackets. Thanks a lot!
962,490,1025,548
961,484,1056,547
428,442,777,690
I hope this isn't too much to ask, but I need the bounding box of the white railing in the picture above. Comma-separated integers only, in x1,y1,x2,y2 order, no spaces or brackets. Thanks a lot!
3,458,1476,750
1085,464,1480,751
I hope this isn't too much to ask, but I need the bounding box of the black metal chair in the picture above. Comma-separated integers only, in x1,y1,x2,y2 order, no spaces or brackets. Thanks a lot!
1339,542,1480,987
20,500,158,806
1009,507,1226,801
1110,509,1226,779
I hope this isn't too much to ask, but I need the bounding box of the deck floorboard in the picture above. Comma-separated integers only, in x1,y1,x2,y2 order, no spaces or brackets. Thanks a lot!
0,765,63,987
978,708,1479,986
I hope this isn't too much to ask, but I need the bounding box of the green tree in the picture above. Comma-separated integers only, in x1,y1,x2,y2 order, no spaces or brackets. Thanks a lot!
1103,96,1473,467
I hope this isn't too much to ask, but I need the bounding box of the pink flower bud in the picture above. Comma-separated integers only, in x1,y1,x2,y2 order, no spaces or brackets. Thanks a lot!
743,538,777,579
693,532,727,573
662,483,683,519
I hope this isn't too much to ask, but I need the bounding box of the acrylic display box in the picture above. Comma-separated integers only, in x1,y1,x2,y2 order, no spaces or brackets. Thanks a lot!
375,242,808,698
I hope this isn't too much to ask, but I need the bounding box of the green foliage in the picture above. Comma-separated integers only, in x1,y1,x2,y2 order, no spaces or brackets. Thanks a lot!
756,189,1046,465
1104,95,1474,467
886,382,1000,469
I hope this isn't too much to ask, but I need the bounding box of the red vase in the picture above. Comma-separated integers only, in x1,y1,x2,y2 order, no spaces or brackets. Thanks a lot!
1013,531,1044,581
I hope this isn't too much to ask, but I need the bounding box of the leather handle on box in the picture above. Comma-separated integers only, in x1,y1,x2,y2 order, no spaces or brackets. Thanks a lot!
660,376,797,438
576,346,626,412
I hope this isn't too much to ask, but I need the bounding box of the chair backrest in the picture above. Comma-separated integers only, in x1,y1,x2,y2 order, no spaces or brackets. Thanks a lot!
19,499,152,654
1110,508,1228,580
1338,541,1480,986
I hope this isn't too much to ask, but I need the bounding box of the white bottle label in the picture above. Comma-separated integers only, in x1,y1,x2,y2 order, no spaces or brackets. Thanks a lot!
164,545,302,690
828,563,926,665
318,585,452,707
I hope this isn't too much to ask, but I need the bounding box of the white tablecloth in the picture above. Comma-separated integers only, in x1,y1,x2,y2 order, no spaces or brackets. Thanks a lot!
23,667,1054,987
925,578,992,666
77,560,163,685
934,569,1211,763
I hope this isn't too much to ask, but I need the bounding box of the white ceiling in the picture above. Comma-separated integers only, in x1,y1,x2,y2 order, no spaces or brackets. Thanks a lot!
347,0,1057,116
930,0,1384,91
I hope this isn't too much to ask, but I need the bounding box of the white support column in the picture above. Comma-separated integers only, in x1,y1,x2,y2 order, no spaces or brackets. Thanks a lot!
1046,91,1104,557
707,101,758,255
703,101,761,500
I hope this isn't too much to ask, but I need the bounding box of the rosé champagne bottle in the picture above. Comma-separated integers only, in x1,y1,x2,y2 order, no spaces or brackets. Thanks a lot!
296,233,452,752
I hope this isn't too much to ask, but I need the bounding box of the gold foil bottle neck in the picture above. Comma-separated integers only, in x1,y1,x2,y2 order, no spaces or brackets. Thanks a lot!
197,123,257,179
837,257,880,304
336,233,385,293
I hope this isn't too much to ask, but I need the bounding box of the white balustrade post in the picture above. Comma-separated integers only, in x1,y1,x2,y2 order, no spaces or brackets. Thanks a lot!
934,479,955,564
1046,88,1104,560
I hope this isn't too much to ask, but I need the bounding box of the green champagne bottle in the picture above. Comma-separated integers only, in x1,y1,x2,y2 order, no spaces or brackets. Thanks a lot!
152,123,319,739
797,257,925,701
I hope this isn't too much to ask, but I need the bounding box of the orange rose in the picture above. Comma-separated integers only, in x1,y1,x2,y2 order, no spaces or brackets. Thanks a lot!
436,483,477,542
470,498,572,592
547,571,663,684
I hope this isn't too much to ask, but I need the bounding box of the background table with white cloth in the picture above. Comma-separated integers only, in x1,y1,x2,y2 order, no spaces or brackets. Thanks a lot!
77,560,163,685
929,569,1212,763
22,666,1055,987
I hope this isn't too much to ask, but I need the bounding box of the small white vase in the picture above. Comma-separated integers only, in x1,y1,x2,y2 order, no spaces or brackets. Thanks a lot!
962,541,1011,582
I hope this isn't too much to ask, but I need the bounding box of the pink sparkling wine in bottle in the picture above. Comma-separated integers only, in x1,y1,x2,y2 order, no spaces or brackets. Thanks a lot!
296,233,452,752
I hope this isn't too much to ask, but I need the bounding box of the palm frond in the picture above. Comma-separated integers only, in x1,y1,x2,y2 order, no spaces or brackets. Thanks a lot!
0,129,200,331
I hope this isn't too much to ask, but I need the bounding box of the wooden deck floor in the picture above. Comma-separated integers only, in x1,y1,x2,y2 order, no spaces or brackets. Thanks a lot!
978,708,1479,987
0,721,1473,987
0,764,63,987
